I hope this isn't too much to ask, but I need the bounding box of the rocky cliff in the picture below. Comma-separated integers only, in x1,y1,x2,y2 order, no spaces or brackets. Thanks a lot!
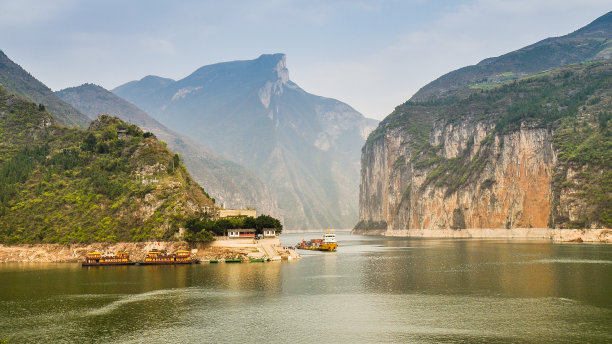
358,62,612,232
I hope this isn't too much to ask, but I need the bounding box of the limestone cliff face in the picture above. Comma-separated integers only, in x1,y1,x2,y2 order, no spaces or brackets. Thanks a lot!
360,120,556,230
359,61,612,232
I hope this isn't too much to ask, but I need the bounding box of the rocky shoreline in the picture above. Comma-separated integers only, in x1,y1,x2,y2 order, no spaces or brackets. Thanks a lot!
0,239,299,263
351,228,612,243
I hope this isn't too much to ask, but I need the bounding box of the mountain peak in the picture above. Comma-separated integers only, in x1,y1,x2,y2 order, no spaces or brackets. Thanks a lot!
255,53,289,83
186,53,289,85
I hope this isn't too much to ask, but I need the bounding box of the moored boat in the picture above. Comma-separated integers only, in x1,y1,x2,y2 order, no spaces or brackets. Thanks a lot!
296,228,338,252
224,258,242,263
139,249,199,265
82,251,136,266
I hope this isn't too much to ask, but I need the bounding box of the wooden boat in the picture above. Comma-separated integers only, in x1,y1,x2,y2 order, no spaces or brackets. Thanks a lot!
249,258,265,262
209,259,219,263
82,251,136,266
224,258,242,263
139,249,199,265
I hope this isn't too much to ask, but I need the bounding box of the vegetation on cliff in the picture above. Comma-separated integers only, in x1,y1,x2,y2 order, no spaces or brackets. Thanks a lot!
0,86,214,244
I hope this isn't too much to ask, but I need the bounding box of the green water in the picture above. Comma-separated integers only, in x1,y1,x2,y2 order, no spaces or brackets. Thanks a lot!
1,232,612,343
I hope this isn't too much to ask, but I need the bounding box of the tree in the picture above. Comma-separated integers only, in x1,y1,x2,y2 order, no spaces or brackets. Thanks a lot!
82,133,97,152
255,215,282,234
173,154,180,172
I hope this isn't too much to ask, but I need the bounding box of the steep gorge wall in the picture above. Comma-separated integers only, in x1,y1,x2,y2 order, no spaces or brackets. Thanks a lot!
359,119,558,231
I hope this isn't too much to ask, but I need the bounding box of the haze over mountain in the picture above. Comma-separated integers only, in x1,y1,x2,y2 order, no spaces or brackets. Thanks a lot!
56,83,278,217
0,50,89,127
412,11,612,101
114,54,378,229
359,11,612,233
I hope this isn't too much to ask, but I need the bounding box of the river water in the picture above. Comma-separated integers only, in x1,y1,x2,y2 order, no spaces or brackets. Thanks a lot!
1,232,611,343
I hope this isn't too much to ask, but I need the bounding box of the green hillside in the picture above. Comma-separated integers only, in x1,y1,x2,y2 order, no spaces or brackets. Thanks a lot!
0,86,215,244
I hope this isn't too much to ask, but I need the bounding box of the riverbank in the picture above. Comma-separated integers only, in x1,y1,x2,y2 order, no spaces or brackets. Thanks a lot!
351,228,612,243
0,238,300,263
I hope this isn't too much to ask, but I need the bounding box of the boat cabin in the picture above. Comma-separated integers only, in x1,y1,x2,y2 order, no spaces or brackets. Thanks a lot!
145,249,174,262
85,252,102,264
175,250,191,261
323,233,337,243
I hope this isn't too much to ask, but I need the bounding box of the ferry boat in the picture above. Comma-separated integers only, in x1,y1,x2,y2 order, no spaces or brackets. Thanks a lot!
82,251,136,266
296,229,338,252
139,249,199,265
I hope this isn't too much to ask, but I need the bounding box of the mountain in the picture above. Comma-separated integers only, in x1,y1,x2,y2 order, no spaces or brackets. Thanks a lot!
112,75,175,106
114,54,378,229
412,11,612,101
358,12,612,233
0,50,90,127
0,85,214,244
56,83,279,217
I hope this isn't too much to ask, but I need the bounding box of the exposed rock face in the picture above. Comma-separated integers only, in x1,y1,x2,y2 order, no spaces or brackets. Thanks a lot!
359,25,612,234
360,121,556,230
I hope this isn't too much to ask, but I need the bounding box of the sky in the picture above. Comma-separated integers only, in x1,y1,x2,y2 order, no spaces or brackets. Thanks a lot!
0,0,610,120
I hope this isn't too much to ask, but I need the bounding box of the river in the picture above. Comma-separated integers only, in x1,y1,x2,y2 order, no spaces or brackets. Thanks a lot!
1,232,611,343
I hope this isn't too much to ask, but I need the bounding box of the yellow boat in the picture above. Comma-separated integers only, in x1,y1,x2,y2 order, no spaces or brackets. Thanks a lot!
82,251,135,266
140,249,199,265
296,228,338,251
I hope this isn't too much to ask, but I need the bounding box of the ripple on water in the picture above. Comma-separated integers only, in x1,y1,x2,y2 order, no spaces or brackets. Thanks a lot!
530,258,612,264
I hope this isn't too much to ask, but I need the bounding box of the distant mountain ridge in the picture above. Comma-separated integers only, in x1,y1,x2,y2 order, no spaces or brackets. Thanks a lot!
56,83,279,217
114,54,378,229
0,50,90,127
412,11,612,101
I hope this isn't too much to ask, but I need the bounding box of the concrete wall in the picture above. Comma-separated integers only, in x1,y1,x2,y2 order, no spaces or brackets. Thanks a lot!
218,209,256,218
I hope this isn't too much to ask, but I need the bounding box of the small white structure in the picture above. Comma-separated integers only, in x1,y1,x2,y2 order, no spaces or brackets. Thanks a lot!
263,228,277,238
228,229,256,238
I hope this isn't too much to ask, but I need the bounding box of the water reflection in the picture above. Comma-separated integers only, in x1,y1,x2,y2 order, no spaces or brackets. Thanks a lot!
1,234,612,343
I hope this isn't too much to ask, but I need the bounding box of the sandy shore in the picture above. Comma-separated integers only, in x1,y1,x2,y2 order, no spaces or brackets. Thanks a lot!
352,228,612,243
0,238,300,263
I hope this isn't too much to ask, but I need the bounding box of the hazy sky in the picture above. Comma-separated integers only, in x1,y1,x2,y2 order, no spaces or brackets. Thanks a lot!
0,0,610,120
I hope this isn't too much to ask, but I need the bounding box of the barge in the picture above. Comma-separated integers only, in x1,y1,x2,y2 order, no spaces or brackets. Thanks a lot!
139,249,199,265
82,251,136,266
297,229,338,252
